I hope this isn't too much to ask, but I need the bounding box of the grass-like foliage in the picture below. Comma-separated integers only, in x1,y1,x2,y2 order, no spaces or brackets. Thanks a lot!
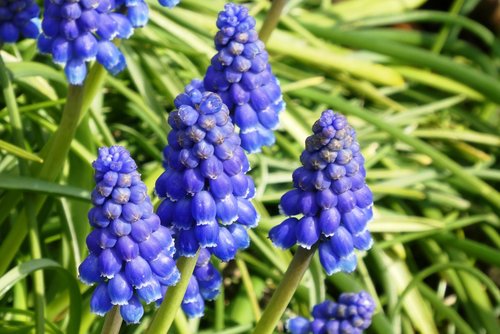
0,0,499,333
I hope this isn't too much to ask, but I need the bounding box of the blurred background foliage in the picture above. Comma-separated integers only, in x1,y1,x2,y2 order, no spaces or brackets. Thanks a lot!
0,0,499,333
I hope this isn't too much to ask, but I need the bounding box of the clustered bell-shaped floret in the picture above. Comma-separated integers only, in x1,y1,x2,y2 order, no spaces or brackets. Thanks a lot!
269,110,373,275
79,146,180,324
203,3,284,153
162,249,222,318
0,0,40,44
155,80,258,262
38,0,180,85
288,291,375,334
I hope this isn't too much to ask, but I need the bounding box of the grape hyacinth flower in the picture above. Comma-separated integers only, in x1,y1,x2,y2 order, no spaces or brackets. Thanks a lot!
37,0,180,85
0,0,40,44
203,3,285,153
79,146,180,324
155,80,258,262
287,291,375,334
269,110,373,275
179,249,222,318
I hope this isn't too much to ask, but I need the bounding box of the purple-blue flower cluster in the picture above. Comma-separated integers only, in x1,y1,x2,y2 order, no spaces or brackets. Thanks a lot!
0,0,40,44
180,249,222,318
79,146,180,324
269,110,373,275
288,291,375,334
155,80,258,262
203,3,284,153
38,0,181,85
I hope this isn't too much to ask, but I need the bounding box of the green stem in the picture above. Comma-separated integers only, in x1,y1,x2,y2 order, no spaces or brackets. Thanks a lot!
146,253,200,334
215,281,225,331
37,84,84,180
235,258,261,321
259,0,288,44
0,52,46,334
100,306,122,334
174,311,191,334
252,247,315,334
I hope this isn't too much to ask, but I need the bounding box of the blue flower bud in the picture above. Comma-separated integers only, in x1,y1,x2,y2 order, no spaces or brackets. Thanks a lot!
236,198,258,227
137,280,162,303
173,198,195,230
211,227,236,262
182,294,205,318
192,191,217,225
269,111,373,275
176,229,199,257
90,283,113,316
228,223,249,250
216,194,238,225
98,248,122,279
119,295,144,324
108,273,133,305
79,253,101,285
79,146,178,323
156,84,257,261
158,0,180,8
269,217,297,249
287,317,310,334
195,219,219,247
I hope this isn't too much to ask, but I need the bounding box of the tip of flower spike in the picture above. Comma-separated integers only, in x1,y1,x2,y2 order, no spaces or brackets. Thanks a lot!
93,146,137,174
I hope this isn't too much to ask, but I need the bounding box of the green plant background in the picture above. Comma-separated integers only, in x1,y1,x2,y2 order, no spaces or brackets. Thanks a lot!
0,0,499,333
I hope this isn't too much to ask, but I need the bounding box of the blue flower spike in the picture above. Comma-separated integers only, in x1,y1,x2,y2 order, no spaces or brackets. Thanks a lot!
79,146,180,324
155,80,258,262
288,291,376,334
38,0,181,85
269,110,373,275
0,0,40,44
203,3,285,153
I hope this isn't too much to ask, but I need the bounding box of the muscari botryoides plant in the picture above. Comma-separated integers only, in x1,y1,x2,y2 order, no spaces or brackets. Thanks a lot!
269,109,373,275
78,146,180,324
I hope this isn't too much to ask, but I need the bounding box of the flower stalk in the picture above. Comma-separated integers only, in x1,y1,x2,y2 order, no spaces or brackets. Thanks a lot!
259,0,288,43
100,306,122,334
252,246,316,334
146,253,200,334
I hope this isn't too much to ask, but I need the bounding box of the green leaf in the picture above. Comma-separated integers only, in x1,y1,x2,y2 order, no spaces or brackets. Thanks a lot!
0,140,43,163
0,174,90,201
